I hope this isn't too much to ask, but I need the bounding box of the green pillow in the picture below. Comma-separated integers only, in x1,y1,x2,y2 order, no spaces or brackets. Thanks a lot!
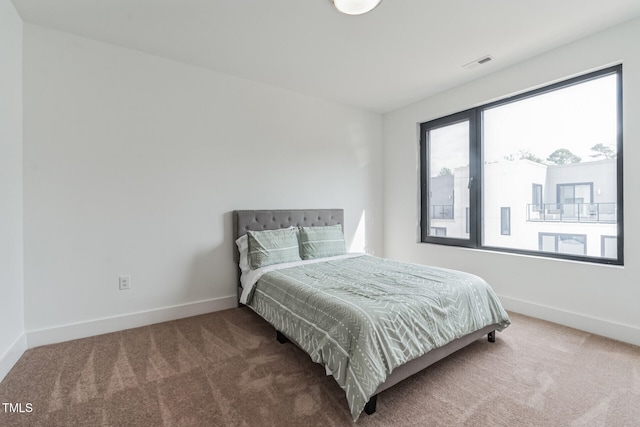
299,225,347,260
247,228,301,269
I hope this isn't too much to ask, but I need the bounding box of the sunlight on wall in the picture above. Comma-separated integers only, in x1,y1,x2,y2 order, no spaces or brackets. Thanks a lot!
349,210,368,253
348,121,372,168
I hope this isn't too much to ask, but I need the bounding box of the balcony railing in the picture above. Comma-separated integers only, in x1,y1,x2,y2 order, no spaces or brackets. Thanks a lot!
430,204,454,219
526,202,617,223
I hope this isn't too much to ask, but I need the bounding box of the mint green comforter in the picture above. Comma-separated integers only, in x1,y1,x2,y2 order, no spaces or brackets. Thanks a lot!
247,255,510,421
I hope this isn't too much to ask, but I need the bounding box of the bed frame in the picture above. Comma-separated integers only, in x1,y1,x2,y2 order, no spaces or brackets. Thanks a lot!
232,209,498,416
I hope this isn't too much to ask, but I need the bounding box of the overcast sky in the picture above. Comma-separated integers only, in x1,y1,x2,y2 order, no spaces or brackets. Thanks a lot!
429,73,618,175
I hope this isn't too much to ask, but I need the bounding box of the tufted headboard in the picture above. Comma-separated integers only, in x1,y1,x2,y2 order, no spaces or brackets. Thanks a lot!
232,209,344,264
232,209,344,302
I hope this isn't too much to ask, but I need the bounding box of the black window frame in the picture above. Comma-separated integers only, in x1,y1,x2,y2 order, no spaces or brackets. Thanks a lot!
420,65,623,265
420,109,478,248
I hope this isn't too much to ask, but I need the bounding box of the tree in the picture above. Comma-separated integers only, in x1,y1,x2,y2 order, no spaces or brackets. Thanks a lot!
503,150,543,163
518,150,543,163
438,167,453,176
546,148,581,165
590,143,616,160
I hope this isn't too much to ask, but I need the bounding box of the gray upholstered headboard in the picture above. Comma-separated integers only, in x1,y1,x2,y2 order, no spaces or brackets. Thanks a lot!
232,209,344,302
232,209,344,264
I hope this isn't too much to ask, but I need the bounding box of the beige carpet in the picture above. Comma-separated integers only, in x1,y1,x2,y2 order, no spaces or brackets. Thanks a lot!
1,308,639,426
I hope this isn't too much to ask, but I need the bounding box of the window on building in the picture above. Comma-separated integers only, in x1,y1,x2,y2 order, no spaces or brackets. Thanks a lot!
430,227,447,237
532,184,543,212
501,207,511,235
557,183,593,219
601,235,618,259
539,233,587,256
420,65,623,265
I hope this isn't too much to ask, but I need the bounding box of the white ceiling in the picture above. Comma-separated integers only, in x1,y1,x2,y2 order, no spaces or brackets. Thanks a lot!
11,0,640,113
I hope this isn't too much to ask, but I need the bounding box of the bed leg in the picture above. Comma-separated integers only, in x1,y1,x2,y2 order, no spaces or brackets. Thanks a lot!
276,330,289,344
364,394,377,415
488,330,496,343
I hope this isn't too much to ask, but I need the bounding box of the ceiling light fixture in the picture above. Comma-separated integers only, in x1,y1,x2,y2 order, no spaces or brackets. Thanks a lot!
332,0,382,15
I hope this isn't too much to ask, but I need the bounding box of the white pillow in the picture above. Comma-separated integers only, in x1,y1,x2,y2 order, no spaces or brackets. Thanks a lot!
235,234,250,276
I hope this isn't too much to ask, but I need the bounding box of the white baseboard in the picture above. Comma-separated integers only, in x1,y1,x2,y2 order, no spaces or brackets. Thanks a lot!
499,294,640,347
19,293,637,364
26,295,238,349
0,333,27,383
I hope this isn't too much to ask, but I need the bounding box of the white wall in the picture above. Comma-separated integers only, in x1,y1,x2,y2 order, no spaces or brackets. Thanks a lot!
22,25,383,346
0,0,26,381
383,17,640,345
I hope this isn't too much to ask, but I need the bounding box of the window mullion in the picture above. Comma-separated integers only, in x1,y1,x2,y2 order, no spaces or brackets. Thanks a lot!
469,108,482,248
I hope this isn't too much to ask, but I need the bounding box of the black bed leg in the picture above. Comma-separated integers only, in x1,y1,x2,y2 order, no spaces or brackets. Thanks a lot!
276,330,289,344
488,330,496,343
364,394,377,415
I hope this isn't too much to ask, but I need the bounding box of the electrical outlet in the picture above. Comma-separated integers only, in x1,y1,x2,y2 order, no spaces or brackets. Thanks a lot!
119,275,131,290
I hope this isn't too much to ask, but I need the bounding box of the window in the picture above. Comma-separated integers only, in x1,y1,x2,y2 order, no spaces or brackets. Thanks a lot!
539,233,587,256
601,235,617,259
557,183,593,220
430,227,447,237
532,184,543,212
420,65,623,265
501,207,511,235
423,117,471,239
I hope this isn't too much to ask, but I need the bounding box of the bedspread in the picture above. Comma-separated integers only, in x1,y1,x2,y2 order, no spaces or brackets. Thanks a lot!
246,255,511,421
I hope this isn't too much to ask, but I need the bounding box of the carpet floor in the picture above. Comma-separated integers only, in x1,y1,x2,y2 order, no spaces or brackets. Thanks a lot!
1,308,639,426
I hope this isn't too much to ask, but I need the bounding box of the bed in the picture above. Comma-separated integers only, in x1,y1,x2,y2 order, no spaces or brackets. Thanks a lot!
233,209,510,421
